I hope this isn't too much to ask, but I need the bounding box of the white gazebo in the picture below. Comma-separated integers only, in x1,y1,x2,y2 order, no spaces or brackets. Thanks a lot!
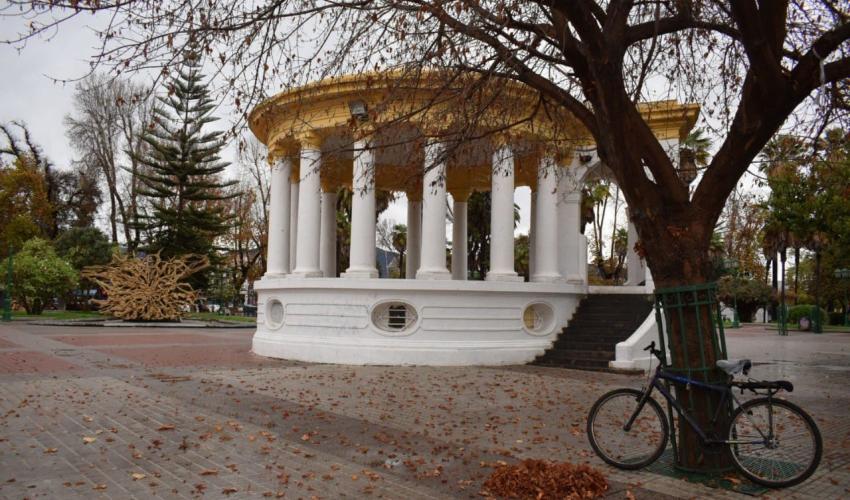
248,72,698,366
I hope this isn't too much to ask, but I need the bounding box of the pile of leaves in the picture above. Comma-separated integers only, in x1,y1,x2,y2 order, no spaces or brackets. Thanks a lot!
481,459,608,499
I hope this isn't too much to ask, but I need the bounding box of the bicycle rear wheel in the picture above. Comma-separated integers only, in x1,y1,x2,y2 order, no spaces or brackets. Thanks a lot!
586,388,668,469
728,398,822,488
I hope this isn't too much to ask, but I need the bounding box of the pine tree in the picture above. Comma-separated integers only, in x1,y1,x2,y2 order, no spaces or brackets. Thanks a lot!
133,51,237,287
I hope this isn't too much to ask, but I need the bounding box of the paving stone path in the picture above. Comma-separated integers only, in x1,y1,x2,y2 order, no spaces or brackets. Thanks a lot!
0,321,848,499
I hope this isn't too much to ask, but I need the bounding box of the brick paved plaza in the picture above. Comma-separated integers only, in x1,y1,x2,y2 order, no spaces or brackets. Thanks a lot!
0,322,848,499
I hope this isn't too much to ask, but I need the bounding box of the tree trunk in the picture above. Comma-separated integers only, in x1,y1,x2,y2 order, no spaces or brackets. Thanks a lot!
636,208,732,471
794,247,800,304
109,188,119,243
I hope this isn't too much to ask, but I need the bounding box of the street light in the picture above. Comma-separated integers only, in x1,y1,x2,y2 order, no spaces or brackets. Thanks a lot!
725,258,741,328
835,268,850,327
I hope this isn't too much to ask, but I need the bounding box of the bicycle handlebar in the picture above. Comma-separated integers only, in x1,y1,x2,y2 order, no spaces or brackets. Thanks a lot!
643,341,663,361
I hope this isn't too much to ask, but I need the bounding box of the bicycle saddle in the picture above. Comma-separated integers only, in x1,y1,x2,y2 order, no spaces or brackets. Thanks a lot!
716,358,752,375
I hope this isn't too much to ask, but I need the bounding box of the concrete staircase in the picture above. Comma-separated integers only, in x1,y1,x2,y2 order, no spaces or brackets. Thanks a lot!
532,294,654,371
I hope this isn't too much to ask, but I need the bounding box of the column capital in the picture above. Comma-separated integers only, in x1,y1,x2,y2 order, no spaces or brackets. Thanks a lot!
295,130,324,150
268,141,299,163
558,163,587,195
449,188,472,202
417,120,447,139
406,190,423,202
490,132,517,150
320,177,338,193
563,190,583,204
351,123,377,142
571,147,598,167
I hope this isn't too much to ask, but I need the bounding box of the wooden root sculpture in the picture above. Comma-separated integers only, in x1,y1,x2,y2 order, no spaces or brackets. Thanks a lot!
82,253,210,321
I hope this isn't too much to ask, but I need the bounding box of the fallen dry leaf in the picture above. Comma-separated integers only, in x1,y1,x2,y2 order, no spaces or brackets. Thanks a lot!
723,475,742,485
222,487,238,495
131,473,146,481
92,484,107,491
200,469,219,476
481,459,608,499
82,437,97,444
157,424,175,431
43,448,58,454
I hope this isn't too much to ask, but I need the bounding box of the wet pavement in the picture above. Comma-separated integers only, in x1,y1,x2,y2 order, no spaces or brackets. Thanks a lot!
0,321,847,499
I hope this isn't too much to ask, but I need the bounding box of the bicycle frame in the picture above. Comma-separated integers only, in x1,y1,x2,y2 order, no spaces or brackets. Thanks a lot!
625,365,770,446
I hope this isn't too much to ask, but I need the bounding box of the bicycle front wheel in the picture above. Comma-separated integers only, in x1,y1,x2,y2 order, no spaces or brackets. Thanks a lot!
728,398,822,488
587,388,668,469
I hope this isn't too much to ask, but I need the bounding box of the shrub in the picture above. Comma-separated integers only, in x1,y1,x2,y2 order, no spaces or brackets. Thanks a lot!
54,227,113,270
11,238,78,315
786,304,829,326
829,311,847,326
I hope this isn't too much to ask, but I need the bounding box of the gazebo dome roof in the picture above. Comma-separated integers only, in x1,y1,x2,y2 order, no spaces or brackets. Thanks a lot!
249,70,698,193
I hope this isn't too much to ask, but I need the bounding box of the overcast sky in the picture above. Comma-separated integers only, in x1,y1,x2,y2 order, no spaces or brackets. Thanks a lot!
0,14,100,164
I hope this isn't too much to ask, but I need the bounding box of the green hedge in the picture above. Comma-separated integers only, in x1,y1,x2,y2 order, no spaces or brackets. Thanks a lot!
830,311,847,325
787,304,829,325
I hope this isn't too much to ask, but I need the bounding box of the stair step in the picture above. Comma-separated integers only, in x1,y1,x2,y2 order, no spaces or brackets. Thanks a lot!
543,349,615,361
565,323,638,331
552,340,618,351
531,293,654,372
563,333,631,339
533,357,610,369
562,330,634,337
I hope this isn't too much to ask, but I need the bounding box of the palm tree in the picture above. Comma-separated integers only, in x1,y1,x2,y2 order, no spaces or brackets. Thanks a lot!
678,128,713,184
681,128,712,167
760,135,808,303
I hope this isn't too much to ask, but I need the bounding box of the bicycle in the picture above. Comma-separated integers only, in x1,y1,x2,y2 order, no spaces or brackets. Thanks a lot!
586,342,822,488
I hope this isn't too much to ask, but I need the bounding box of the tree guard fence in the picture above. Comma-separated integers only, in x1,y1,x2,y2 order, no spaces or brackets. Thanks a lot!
654,282,733,472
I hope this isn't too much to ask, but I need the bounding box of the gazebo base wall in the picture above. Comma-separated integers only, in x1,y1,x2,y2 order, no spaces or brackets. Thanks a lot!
252,277,584,366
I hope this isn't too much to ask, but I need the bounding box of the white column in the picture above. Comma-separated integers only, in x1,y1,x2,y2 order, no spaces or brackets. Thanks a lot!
532,156,562,282
405,197,422,279
625,215,646,286
343,139,379,278
290,134,323,278
579,234,589,284
558,158,587,284
416,141,451,280
529,190,536,279
486,144,521,281
289,180,299,271
451,191,469,280
265,156,291,277
319,188,337,277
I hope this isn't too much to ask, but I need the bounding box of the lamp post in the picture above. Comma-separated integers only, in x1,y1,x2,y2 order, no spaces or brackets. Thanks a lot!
835,268,850,327
725,258,741,328
2,245,12,322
